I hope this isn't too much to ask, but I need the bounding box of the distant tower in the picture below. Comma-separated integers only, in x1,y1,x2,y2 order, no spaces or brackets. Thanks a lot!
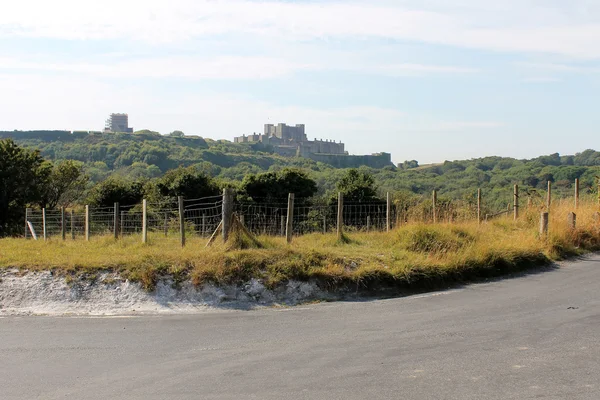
105,113,133,133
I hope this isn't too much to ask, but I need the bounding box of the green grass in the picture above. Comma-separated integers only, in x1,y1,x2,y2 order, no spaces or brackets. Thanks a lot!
2,200,600,292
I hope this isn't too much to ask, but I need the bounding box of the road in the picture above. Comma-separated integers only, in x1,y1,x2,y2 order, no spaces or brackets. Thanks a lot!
1,256,600,400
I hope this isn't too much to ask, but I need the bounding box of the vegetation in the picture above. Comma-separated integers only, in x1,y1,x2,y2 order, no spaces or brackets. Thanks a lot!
4,130,600,211
4,131,600,237
1,199,599,292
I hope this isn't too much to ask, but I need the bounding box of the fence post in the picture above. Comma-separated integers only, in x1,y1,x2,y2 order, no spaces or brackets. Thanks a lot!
121,211,125,237
337,192,344,239
178,196,185,247
568,212,576,230
547,181,552,210
286,193,294,243
25,208,30,239
575,178,580,210
165,213,170,237
280,215,285,236
367,215,371,232
201,214,206,237
85,205,90,241
70,210,75,240
513,184,519,220
222,189,234,242
540,212,549,237
386,192,391,232
240,214,245,226
61,207,66,240
142,199,148,244
114,202,120,239
323,215,326,234
432,190,437,224
476,189,482,224
42,208,47,241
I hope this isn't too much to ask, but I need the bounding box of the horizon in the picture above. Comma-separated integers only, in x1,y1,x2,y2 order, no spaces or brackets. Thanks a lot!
2,1,600,164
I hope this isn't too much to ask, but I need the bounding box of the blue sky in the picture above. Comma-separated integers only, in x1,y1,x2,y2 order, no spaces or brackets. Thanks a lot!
1,0,600,164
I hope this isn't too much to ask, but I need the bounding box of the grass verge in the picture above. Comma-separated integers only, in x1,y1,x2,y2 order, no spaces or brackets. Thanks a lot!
1,200,599,292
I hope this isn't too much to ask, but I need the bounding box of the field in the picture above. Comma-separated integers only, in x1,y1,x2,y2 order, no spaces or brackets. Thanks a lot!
2,199,600,292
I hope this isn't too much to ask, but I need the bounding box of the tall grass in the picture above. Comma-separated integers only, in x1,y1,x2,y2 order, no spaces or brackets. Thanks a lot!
1,199,599,291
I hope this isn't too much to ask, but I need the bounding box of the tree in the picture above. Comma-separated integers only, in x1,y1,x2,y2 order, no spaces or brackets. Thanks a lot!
335,169,380,203
0,139,47,236
87,177,145,208
241,168,317,203
400,160,419,170
169,130,185,137
38,160,89,209
155,167,220,201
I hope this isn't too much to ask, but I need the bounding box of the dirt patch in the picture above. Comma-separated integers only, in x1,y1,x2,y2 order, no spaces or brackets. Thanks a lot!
0,269,329,316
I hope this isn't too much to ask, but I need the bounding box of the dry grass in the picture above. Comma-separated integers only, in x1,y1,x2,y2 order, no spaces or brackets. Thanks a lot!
1,200,599,291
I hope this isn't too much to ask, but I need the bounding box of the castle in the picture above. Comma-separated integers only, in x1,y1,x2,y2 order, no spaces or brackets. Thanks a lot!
234,123,392,168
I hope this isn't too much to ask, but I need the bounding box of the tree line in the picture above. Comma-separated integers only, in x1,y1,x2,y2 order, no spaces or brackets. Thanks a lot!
0,139,382,236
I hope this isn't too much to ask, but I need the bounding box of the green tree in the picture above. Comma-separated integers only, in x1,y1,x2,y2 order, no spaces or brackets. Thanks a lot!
241,168,317,203
335,169,380,203
87,177,145,208
155,167,220,200
0,139,47,236
38,160,89,209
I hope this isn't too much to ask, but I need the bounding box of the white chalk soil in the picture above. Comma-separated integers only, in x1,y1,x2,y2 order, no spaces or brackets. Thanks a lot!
0,269,330,316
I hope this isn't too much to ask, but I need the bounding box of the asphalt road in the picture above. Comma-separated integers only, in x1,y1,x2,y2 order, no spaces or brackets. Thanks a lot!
1,256,600,400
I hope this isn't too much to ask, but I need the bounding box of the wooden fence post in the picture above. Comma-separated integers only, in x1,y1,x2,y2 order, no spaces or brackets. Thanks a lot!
85,205,90,241
386,192,391,232
575,178,580,210
514,184,519,220
178,196,185,247
70,210,75,240
367,215,371,232
25,208,29,239
432,190,437,224
222,189,234,242
323,215,326,234
61,207,66,241
547,181,552,210
114,202,120,239
280,215,285,236
540,212,549,237
477,189,481,224
42,208,47,241
163,213,168,237
142,199,148,244
286,193,294,243
201,214,206,237
337,192,344,240
120,211,125,237
568,212,576,230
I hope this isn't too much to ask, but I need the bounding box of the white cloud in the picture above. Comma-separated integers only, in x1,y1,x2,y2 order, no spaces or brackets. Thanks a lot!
0,55,477,80
2,0,600,58
517,62,600,73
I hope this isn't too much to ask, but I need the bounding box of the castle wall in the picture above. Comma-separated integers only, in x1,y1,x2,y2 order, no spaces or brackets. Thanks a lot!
308,152,392,169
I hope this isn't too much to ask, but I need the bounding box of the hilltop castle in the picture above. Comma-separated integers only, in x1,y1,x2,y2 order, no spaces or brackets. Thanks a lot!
234,123,392,168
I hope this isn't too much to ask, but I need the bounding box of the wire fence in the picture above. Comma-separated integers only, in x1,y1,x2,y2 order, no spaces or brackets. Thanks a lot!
24,183,588,243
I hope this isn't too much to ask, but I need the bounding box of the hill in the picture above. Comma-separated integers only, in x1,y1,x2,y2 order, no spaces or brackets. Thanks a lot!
3,130,600,211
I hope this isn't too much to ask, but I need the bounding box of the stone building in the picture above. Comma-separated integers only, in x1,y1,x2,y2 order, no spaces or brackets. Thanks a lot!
104,113,133,133
234,123,392,168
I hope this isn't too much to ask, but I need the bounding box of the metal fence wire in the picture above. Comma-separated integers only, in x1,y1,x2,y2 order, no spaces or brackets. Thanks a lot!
24,186,552,242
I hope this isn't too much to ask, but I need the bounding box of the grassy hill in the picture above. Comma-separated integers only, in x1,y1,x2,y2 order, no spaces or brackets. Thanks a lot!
3,130,600,211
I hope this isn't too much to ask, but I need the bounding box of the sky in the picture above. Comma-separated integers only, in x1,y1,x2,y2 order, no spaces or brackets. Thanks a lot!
1,0,599,164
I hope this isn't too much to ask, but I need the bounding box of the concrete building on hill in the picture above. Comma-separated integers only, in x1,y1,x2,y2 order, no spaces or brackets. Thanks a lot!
104,113,133,133
234,123,391,168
